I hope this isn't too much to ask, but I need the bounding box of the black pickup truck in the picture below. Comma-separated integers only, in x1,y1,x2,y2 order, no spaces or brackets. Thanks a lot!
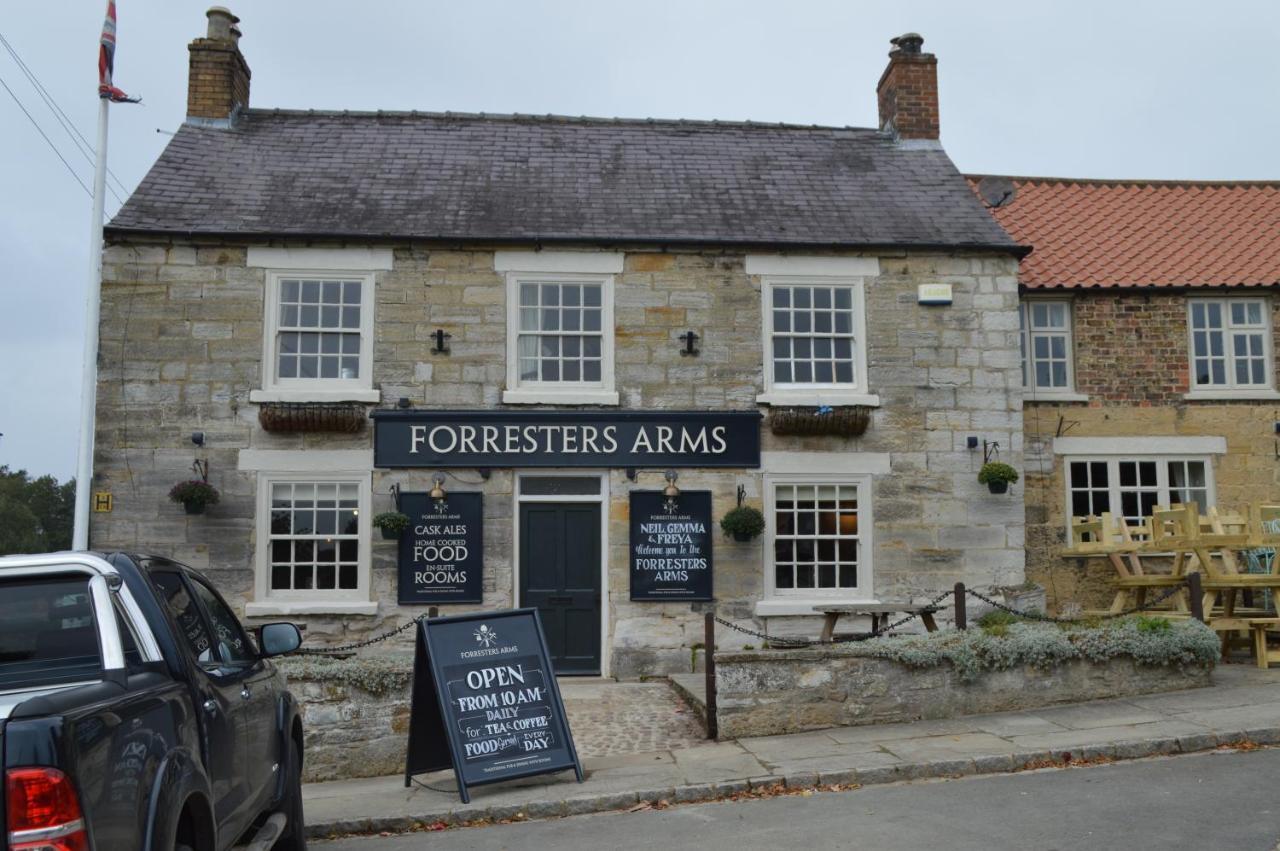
0,551,306,851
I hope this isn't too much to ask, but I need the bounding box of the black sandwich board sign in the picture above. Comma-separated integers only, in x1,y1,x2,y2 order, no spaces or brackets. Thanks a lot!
404,609,583,802
397,492,483,605
629,490,713,601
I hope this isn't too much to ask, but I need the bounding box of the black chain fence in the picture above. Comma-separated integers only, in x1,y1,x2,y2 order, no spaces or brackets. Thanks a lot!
290,615,425,655
291,582,1191,656
712,583,1189,649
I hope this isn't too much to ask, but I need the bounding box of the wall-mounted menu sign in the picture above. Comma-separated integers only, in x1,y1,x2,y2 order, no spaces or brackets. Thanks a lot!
371,410,761,469
629,491,713,601
398,492,483,605
404,609,583,803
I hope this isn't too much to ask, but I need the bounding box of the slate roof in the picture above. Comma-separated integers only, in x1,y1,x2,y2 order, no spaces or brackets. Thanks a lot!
967,175,1280,289
107,109,1021,252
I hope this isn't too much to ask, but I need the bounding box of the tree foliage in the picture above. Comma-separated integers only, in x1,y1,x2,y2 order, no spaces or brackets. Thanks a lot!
0,466,75,555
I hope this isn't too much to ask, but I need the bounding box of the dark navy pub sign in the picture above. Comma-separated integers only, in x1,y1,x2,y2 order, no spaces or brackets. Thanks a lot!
371,410,762,469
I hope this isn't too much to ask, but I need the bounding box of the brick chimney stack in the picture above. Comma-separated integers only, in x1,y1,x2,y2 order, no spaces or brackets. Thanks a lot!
876,33,939,141
187,7,250,123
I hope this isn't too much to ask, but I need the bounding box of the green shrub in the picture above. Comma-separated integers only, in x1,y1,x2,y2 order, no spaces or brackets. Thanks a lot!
977,609,1020,629
720,506,766,539
372,511,411,533
1135,615,1173,634
168,479,220,508
978,462,1020,486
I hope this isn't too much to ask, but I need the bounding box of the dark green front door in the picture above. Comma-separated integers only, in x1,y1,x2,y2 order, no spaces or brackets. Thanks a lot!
519,502,601,675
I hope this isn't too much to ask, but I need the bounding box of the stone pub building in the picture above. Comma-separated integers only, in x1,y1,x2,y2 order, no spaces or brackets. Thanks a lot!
94,11,1026,678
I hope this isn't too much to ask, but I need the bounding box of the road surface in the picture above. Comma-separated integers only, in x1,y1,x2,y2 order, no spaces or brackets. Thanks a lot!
316,748,1280,850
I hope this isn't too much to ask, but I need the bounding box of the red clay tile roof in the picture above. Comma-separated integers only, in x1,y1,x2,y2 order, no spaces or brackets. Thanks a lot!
965,176,1280,289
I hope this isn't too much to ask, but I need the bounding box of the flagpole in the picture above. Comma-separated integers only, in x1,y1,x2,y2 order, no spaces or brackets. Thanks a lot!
73,94,109,550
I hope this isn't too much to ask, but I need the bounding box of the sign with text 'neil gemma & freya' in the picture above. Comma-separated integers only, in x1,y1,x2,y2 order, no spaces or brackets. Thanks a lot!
371,410,762,469
629,491,713,602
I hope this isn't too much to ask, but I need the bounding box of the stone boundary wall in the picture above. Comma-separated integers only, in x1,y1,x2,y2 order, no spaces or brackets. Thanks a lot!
715,649,1211,740
289,676,411,783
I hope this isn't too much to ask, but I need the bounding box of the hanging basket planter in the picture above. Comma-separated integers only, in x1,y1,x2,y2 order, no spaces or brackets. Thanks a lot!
978,462,1019,495
169,480,219,515
258,402,368,434
769,406,871,437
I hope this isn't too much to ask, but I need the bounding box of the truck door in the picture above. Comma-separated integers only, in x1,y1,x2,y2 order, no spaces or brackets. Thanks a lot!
183,575,280,812
148,571,255,842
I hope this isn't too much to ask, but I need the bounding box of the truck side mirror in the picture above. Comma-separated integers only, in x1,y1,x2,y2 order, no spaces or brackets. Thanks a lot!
257,622,302,657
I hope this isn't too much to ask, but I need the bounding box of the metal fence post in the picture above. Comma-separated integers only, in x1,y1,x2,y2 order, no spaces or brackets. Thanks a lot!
1186,573,1205,623
954,582,967,630
704,611,718,741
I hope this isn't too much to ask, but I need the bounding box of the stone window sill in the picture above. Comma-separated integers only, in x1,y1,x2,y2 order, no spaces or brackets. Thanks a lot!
754,598,879,617
1024,391,1090,403
1183,389,1280,401
244,601,378,617
502,388,620,406
755,392,881,408
250,388,382,404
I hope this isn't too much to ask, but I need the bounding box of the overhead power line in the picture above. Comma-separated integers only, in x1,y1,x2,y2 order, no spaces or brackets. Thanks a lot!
0,70,92,199
0,30,129,204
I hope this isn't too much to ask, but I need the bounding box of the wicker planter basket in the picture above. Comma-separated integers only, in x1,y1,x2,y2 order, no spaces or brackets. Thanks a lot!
768,406,871,437
258,402,368,434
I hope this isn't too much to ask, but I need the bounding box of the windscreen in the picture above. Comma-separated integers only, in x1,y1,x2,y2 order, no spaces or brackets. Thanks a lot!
0,574,102,689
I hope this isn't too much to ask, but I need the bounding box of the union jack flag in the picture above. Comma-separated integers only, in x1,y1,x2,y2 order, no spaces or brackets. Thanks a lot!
98,1,138,102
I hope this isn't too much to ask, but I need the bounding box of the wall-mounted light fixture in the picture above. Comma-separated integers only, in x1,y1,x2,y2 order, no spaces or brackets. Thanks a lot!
429,474,448,506
663,469,681,513
432,329,452,355
966,435,979,450
191,431,206,447
397,397,413,409
679,331,700,357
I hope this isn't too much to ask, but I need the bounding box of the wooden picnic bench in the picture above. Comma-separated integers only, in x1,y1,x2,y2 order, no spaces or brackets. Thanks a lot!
812,603,940,643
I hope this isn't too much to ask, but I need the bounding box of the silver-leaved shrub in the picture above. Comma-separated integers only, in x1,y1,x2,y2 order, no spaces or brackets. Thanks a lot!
850,617,1218,681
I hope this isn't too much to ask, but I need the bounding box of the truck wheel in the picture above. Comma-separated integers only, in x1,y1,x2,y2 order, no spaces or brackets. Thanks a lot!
274,736,306,851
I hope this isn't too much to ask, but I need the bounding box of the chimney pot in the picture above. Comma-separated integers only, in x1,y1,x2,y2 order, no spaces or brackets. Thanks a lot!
890,33,924,55
876,32,939,141
205,7,237,40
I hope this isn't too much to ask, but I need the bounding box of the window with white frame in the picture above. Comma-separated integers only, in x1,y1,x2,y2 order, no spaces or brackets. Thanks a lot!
257,474,370,605
262,271,376,396
764,278,867,395
504,274,616,403
766,477,870,597
1188,298,1272,390
1020,300,1076,392
1066,457,1213,526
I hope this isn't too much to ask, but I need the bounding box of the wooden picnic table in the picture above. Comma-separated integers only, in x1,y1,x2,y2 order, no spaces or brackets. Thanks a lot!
812,603,939,643
1063,503,1280,665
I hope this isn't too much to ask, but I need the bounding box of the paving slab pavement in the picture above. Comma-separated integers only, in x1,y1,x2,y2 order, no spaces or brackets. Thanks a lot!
302,663,1280,840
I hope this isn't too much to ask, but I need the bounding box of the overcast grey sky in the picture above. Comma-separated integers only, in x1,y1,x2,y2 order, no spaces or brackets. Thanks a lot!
2,1,1278,479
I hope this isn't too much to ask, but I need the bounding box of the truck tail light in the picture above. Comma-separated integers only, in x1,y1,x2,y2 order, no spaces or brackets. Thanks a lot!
6,767,89,851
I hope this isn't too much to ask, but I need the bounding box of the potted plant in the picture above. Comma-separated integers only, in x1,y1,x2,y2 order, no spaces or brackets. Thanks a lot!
720,505,765,542
978,462,1019,495
372,511,411,540
999,581,1046,614
168,480,220,515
